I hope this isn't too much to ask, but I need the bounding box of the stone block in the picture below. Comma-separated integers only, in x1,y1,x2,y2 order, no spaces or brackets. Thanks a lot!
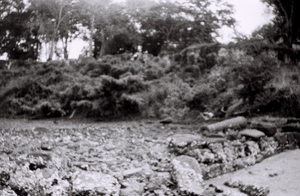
72,171,120,196
171,155,205,195
240,129,265,139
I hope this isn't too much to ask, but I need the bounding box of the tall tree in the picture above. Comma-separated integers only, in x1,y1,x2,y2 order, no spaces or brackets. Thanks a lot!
261,0,300,47
29,0,79,60
0,0,40,60
133,0,235,55
79,0,140,58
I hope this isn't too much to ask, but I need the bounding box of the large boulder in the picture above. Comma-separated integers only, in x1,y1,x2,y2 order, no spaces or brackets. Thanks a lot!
72,171,120,196
171,155,205,195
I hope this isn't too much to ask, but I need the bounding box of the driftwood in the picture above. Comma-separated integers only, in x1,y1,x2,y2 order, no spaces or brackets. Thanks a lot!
225,99,244,118
201,116,247,132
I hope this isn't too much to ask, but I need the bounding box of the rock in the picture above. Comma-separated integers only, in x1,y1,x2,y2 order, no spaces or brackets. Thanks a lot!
250,121,277,136
240,129,265,139
204,137,227,144
258,137,278,155
72,171,120,196
171,155,205,195
26,152,52,170
209,184,224,193
241,155,256,166
274,132,287,146
159,117,174,125
224,179,242,188
169,134,203,148
233,158,246,170
225,179,270,196
146,172,172,191
122,165,151,178
32,126,49,134
0,171,10,187
293,132,300,146
281,123,300,133
203,164,223,179
120,179,144,196
201,116,247,132
0,188,17,196
41,143,53,151
239,184,270,196
187,149,215,164
245,141,260,156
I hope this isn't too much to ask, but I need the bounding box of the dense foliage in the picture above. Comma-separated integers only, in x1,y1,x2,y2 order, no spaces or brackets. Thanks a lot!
1,46,300,120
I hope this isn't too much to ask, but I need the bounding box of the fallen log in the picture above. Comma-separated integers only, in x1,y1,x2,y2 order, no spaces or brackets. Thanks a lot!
200,116,247,132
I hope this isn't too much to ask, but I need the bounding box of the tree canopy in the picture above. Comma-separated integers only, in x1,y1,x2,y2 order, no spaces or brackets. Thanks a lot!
0,0,236,60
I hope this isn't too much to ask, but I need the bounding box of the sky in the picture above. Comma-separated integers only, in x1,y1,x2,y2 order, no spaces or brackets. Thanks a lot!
216,0,273,43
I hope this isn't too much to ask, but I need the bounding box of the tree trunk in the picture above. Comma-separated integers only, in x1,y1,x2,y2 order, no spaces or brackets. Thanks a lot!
63,37,69,60
200,116,248,132
99,29,106,57
47,38,55,61
89,15,95,58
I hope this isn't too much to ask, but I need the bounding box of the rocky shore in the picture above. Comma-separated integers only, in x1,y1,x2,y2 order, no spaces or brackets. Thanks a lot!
0,116,299,196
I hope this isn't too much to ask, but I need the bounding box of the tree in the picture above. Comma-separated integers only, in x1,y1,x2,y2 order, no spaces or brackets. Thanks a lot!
0,0,40,60
133,0,235,55
29,0,79,60
261,0,300,47
78,0,141,58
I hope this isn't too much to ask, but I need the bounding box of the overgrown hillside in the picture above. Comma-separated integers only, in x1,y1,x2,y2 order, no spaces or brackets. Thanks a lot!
1,45,300,121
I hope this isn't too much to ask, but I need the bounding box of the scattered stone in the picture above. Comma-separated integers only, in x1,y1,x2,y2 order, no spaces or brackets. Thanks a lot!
203,164,223,179
0,188,17,196
224,179,242,188
258,137,278,155
269,173,278,177
244,141,260,156
41,143,53,151
239,184,270,196
240,129,265,139
32,126,49,134
209,184,224,193
0,171,10,187
72,171,120,196
146,172,172,191
171,155,205,195
159,117,174,125
169,134,203,148
120,179,144,196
